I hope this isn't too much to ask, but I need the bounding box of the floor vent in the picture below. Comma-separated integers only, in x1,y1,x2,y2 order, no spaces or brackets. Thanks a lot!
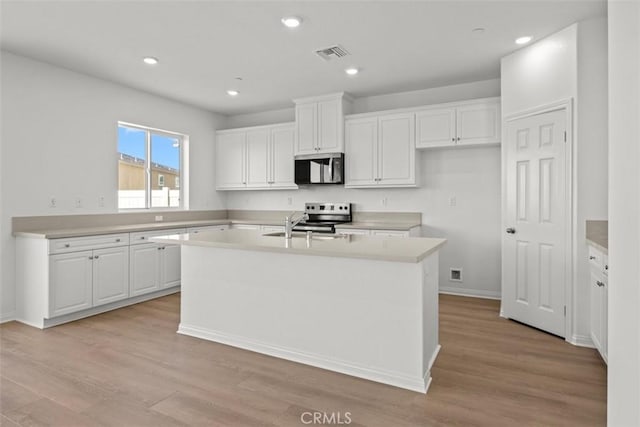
315,45,350,61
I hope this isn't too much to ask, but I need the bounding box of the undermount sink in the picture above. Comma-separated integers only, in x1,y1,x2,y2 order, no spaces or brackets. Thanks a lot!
262,231,346,240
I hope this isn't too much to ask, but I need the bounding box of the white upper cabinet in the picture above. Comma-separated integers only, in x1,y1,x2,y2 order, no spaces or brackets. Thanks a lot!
345,112,416,188
245,129,270,188
270,125,296,188
416,98,500,148
216,123,297,191
345,117,378,186
216,132,246,188
294,93,352,155
415,108,456,147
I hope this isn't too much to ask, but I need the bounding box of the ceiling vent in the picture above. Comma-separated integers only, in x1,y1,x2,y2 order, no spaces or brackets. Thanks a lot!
315,45,350,61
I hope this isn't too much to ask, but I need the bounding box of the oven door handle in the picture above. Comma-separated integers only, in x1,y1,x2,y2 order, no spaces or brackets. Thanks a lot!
328,157,333,182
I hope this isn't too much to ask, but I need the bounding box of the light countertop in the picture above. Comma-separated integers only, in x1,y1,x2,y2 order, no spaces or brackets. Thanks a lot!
13,218,420,239
586,220,608,253
151,229,446,263
14,220,232,239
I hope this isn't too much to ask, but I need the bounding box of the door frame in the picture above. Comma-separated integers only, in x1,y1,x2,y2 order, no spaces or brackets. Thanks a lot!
500,98,574,341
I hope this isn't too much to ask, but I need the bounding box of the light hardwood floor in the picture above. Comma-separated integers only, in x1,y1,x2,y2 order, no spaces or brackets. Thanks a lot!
0,294,606,426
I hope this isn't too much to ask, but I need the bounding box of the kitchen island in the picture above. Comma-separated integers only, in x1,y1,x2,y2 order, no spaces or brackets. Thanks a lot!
152,229,446,393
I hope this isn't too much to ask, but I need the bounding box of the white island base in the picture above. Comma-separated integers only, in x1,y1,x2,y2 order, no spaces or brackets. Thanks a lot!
176,240,441,393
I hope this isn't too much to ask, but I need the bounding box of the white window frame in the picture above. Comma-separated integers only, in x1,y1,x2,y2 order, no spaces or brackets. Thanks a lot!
118,121,187,211
158,174,165,188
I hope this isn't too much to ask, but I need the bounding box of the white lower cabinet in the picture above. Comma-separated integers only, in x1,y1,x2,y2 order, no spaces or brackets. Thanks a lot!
129,243,160,296
588,245,608,363
49,250,94,317
92,246,130,306
129,228,185,297
48,236,130,318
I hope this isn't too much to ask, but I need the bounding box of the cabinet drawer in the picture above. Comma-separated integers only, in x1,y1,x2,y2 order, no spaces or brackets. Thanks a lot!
371,230,410,238
335,228,371,236
187,225,229,233
49,233,129,254
588,245,603,269
130,228,186,245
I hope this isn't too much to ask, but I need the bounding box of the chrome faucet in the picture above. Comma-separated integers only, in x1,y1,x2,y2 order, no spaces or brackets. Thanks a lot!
284,211,309,239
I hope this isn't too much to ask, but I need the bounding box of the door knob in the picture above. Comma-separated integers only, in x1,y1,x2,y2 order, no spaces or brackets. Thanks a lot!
506,227,516,234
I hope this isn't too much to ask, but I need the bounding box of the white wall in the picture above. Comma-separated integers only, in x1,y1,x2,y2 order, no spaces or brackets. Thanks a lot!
0,51,227,319
607,0,640,424
225,79,500,129
501,19,608,343
226,80,502,299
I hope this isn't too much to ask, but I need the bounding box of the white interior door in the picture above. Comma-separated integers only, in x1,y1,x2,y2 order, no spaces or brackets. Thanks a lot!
503,108,568,337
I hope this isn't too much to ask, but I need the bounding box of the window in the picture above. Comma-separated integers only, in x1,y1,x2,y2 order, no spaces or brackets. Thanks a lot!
118,122,184,209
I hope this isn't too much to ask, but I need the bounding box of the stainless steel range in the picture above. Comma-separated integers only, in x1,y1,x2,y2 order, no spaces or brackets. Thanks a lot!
292,202,352,234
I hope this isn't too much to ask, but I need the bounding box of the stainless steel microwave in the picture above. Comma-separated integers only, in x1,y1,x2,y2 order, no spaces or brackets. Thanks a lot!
294,153,344,185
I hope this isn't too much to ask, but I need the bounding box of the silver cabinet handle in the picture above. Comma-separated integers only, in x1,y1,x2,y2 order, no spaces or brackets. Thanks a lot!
115,238,121,242
605,265,608,270
506,228,516,234
589,256,596,260
157,247,162,250
596,281,605,287
89,256,94,260
457,137,461,141
94,255,99,259
452,138,455,142
65,244,70,248
141,236,146,240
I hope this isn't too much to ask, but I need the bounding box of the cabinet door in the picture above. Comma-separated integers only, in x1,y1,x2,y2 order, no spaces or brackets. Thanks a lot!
129,243,160,297
270,125,296,188
602,277,608,362
456,101,500,146
295,103,318,155
317,99,342,153
416,108,456,148
49,251,93,317
378,113,416,186
245,129,270,188
345,117,378,187
216,131,246,189
93,246,129,306
160,245,181,289
590,269,604,356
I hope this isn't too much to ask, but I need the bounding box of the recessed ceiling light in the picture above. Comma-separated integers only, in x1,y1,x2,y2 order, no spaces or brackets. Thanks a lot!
143,56,159,65
345,67,359,76
281,16,302,28
226,90,239,96
515,36,533,45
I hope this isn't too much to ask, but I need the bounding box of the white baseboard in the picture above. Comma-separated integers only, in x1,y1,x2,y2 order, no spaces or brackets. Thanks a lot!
178,323,436,394
0,311,16,324
569,334,595,348
439,287,501,300
14,287,181,329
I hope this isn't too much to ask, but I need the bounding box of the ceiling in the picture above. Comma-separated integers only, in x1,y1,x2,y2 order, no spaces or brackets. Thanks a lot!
0,1,606,116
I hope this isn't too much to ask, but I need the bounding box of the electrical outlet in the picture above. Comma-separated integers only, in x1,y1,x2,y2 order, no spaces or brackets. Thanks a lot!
381,197,388,207
155,215,163,222
75,198,82,208
98,196,105,207
449,196,457,207
449,268,463,282
49,197,57,208
287,197,293,206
